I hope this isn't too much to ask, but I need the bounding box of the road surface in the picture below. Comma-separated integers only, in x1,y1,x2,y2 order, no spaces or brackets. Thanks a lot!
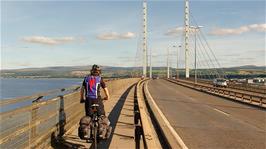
148,79,266,149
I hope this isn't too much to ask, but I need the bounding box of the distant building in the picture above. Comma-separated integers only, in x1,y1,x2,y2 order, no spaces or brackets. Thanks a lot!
247,79,253,84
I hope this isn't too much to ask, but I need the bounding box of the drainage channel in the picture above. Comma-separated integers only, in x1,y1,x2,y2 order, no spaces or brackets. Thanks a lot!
134,80,164,149
134,82,145,149
140,81,170,149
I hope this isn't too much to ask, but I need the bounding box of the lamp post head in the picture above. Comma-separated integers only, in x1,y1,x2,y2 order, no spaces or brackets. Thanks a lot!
198,25,204,28
190,25,204,29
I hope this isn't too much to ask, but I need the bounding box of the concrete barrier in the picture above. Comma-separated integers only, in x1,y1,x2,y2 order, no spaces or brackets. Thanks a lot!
135,79,161,149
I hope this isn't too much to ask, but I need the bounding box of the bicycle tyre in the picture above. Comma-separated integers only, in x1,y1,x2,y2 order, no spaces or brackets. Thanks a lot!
93,125,97,149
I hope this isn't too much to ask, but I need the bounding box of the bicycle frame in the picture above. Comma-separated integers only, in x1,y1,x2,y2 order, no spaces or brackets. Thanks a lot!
90,104,100,149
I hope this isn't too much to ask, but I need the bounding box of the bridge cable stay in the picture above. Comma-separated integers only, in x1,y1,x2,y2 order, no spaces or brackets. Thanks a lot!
189,14,219,78
187,27,217,80
187,37,213,80
133,1,146,78
197,40,219,79
196,32,223,78
197,26,227,78
196,30,223,78
187,30,204,79
188,38,214,80
188,22,221,79
190,14,227,79
197,34,221,79
192,31,220,79
133,31,143,77
177,10,219,79
187,14,227,80
197,30,227,79
191,33,215,80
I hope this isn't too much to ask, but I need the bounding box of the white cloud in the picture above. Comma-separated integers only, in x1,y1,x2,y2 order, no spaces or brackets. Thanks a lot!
209,24,266,36
165,27,183,36
249,24,266,32
96,32,135,40
22,36,76,45
120,32,135,39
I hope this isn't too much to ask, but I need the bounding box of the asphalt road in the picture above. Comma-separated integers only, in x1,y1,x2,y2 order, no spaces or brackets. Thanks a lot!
148,79,266,149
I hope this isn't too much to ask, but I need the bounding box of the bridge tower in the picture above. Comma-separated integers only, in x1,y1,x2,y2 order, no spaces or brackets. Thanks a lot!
142,0,148,77
184,0,190,78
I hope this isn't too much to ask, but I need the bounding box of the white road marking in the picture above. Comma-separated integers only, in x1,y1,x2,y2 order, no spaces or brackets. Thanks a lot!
213,108,230,116
146,81,189,149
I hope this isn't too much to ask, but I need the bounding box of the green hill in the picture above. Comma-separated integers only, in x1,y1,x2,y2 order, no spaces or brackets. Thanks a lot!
1,65,265,78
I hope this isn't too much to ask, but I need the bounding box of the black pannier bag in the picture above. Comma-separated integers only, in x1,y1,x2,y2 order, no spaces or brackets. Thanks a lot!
78,116,91,140
98,115,112,139
78,115,112,140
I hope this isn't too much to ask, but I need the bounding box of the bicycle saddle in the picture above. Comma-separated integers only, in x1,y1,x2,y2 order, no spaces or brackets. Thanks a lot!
91,104,99,107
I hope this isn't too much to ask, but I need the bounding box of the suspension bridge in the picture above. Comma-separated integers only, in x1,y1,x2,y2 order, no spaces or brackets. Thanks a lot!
1,0,265,149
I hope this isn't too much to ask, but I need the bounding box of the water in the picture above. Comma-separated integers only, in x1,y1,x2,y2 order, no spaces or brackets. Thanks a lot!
0,78,83,100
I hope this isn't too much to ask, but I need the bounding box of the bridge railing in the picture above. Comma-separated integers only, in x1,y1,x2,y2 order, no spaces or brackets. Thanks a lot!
0,86,83,149
168,79,266,108
185,78,266,94
227,83,266,94
0,85,80,111
0,78,138,149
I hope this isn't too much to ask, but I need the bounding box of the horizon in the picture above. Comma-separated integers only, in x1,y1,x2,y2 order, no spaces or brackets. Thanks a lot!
1,0,265,69
1,64,265,71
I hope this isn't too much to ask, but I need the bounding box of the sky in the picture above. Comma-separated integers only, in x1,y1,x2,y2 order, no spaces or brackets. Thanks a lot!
1,0,265,70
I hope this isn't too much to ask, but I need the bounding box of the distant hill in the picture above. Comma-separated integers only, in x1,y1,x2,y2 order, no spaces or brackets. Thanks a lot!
0,65,142,78
0,65,265,78
224,65,265,70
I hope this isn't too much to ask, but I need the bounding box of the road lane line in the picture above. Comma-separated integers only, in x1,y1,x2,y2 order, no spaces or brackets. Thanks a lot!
213,108,230,116
146,81,188,149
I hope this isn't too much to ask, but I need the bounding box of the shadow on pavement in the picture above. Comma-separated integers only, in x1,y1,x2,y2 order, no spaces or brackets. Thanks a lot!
51,84,135,149
51,132,86,149
95,84,135,149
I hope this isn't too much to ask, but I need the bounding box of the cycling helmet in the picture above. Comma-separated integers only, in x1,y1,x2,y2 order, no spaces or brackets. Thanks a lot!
91,64,101,75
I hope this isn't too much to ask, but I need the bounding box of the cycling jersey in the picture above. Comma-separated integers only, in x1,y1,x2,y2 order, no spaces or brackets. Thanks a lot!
82,75,106,99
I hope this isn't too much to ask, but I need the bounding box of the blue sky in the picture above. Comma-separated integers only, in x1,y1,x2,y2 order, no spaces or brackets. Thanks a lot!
1,0,265,69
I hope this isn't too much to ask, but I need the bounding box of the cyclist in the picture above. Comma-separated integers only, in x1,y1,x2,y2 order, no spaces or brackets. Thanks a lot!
80,64,110,117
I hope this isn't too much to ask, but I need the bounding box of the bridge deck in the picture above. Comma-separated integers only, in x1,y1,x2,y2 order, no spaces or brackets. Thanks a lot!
148,79,266,149
2,78,265,149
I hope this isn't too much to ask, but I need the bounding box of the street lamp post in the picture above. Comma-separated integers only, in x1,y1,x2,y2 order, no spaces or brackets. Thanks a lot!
167,47,170,79
149,49,152,79
172,45,178,79
167,45,179,79
177,45,181,79
190,25,203,84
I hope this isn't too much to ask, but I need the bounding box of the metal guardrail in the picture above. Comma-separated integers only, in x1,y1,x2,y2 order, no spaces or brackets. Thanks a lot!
168,79,266,108
0,85,80,107
228,83,266,94
0,90,83,149
187,78,266,94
